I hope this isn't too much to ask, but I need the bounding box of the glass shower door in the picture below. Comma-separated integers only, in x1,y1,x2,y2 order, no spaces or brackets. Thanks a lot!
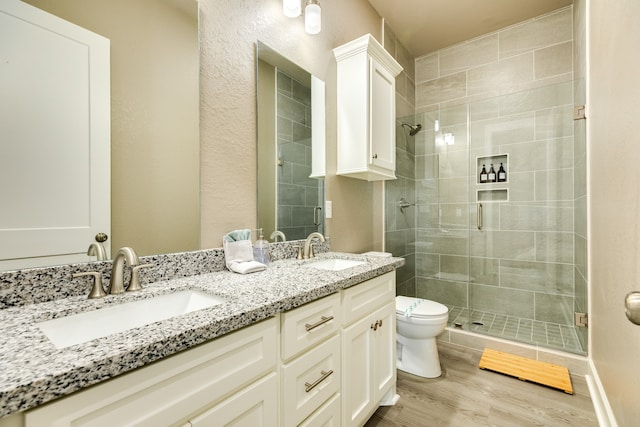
466,82,585,355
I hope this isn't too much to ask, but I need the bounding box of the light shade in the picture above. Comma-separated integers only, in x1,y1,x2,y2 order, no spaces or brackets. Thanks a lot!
304,0,321,35
283,0,301,18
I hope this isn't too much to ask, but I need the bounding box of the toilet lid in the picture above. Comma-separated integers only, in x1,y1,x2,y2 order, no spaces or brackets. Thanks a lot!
396,296,448,318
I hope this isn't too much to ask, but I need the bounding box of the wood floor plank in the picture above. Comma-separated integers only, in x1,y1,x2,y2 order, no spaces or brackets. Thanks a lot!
365,342,598,426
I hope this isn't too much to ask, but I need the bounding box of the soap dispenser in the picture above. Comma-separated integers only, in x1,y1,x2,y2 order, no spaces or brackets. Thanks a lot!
253,228,270,266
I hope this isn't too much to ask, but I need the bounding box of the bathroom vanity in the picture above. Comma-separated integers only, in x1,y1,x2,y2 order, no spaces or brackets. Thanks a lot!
0,250,403,426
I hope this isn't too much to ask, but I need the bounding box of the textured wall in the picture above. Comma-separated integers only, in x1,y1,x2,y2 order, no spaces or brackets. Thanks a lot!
198,0,384,250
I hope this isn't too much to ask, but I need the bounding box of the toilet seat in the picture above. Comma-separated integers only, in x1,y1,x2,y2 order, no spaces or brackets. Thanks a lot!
396,296,448,319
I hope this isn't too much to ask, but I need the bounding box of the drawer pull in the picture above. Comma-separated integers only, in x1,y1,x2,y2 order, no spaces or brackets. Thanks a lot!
305,315,334,332
370,320,383,331
305,370,334,393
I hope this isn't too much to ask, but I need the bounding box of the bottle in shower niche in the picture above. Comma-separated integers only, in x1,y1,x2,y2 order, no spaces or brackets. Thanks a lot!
488,164,496,182
480,164,488,183
497,163,507,182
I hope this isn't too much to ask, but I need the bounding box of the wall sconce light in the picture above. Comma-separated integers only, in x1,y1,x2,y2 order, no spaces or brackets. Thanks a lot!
283,0,321,35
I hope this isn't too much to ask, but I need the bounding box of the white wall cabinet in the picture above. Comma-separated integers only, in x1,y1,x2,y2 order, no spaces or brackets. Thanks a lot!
341,273,396,427
333,34,403,181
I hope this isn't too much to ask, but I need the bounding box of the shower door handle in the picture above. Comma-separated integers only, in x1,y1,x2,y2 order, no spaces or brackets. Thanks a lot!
477,203,483,230
313,206,322,226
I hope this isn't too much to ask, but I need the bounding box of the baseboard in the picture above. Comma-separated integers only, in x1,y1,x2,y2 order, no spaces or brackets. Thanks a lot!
586,359,618,427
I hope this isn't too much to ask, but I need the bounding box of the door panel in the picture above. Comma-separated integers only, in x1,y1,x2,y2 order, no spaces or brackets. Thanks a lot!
0,0,110,269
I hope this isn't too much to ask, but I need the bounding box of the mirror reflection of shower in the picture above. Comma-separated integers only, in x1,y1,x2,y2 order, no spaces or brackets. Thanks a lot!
401,122,422,136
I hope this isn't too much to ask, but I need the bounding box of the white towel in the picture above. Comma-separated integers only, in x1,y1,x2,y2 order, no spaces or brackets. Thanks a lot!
229,260,267,274
223,240,266,274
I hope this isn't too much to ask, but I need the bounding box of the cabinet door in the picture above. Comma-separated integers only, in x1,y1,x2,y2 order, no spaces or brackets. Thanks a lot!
372,302,396,401
25,319,277,427
341,314,374,427
369,57,395,173
189,373,277,427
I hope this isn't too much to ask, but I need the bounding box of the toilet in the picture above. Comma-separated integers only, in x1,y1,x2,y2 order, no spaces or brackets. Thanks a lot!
395,296,449,378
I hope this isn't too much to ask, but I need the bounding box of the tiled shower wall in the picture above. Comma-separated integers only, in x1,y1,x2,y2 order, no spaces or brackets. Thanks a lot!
276,70,324,241
410,7,583,336
383,24,417,296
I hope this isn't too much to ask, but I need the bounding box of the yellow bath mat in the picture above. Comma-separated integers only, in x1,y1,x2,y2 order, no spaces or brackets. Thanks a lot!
479,348,573,394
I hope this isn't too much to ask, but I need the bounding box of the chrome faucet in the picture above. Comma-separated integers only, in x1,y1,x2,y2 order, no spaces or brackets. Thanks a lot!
87,242,107,261
108,247,139,294
303,232,325,259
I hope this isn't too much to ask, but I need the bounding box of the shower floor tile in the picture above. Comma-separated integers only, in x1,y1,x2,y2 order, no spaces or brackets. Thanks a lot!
446,305,586,355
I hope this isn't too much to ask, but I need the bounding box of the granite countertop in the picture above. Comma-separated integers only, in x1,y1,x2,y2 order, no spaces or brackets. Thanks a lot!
0,252,404,418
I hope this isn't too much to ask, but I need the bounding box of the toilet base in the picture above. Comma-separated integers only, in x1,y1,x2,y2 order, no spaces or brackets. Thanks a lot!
396,335,442,378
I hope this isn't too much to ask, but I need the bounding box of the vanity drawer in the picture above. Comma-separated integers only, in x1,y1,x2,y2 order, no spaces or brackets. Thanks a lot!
341,271,395,326
281,293,340,361
299,392,341,427
281,335,341,427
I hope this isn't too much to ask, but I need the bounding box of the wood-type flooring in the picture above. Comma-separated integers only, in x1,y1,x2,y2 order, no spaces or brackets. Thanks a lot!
365,343,598,426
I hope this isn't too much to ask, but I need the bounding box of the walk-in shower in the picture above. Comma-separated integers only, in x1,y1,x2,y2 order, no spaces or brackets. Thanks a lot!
385,6,586,356
388,80,586,356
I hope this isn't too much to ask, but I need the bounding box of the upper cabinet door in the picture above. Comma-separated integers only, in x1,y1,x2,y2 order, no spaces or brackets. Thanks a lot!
0,0,110,270
334,34,402,182
369,58,396,172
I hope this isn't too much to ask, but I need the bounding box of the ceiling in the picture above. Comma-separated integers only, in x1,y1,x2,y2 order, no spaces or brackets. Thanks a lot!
367,0,573,58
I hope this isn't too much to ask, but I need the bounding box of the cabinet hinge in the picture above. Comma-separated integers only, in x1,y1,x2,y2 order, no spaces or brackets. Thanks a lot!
575,312,588,327
573,105,586,120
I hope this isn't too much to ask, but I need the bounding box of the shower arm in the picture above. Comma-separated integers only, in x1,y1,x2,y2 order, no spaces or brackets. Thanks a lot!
398,197,415,213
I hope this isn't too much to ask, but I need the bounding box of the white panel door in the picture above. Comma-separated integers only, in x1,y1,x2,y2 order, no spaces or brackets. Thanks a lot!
0,0,110,269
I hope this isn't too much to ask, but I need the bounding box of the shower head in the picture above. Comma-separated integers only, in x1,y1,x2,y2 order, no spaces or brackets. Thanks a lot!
401,122,422,136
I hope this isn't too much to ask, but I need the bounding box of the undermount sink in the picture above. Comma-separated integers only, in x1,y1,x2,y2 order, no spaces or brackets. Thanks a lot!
37,290,226,349
304,258,366,271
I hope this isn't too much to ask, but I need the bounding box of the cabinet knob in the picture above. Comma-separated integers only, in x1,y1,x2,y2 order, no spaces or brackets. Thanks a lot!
372,154,378,159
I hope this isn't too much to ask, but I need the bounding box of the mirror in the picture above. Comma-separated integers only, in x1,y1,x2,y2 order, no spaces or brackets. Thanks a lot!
1,0,199,271
256,41,326,242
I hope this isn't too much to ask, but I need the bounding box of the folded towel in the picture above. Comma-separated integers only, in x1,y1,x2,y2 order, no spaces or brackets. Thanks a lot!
223,238,266,274
228,260,267,274
223,229,252,243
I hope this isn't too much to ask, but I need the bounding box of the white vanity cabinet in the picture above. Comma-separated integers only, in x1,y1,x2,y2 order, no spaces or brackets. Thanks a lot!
333,34,403,181
23,318,278,427
3,271,398,427
341,272,397,427
280,293,342,427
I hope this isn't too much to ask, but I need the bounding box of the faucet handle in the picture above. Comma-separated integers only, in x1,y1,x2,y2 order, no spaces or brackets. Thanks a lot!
73,271,107,299
308,243,316,259
296,245,304,260
128,264,153,292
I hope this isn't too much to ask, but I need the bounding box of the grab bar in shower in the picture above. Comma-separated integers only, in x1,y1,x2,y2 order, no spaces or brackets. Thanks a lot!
477,203,483,230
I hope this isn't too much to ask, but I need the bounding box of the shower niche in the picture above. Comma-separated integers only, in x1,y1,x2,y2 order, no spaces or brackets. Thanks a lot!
476,154,508,202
